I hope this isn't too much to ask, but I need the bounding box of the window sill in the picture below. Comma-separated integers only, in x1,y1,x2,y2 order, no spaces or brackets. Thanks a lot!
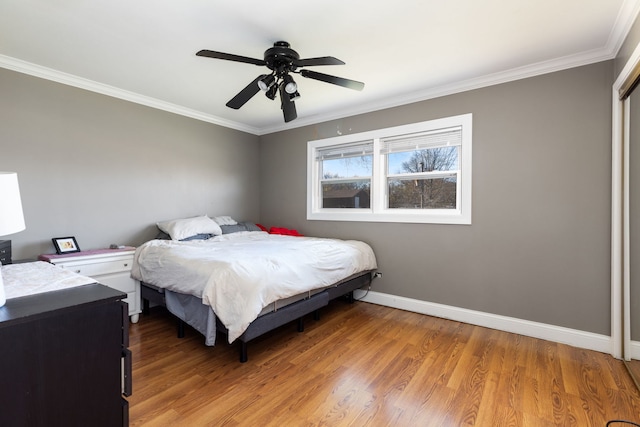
307,209,471,225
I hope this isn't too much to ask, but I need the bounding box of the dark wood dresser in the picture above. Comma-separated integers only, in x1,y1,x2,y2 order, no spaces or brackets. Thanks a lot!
0,283,131,426
0,239,10,265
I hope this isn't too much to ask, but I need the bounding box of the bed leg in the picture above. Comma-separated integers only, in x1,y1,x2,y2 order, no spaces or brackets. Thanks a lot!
142,298,150,315
347,291,355,304
297,318,304,332
177,320,185,338
240,342,248,363
313,310,320,321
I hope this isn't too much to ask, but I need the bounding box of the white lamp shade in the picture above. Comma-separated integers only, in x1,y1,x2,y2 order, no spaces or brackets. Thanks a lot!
0,172,26,236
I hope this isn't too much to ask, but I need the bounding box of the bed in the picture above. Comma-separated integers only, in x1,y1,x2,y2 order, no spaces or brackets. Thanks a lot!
131,216,377,362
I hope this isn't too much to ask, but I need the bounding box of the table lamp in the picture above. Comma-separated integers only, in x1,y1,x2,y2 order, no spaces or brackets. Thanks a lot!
0,172,26,307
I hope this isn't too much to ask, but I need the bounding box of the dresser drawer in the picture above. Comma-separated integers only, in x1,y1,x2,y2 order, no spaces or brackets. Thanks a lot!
56,258,132,277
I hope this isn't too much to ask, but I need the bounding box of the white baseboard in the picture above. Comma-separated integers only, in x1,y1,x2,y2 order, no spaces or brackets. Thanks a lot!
354,290,613,355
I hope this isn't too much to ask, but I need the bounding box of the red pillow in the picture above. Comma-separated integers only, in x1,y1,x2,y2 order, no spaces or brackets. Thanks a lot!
269,226,303,236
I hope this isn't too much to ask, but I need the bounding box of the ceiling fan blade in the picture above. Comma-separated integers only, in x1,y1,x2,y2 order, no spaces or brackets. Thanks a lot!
300,69,364,91
279,84,297,123
226,75,265,109
293,56,345,67
196,50,266,66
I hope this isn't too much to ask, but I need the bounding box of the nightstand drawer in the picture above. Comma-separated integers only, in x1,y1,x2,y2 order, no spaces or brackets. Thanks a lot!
56,259,132,277
98,271,136,294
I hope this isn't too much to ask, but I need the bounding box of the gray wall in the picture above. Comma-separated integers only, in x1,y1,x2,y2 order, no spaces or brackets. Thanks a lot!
259,61,614,335
0,59,615,336
0,68,260,259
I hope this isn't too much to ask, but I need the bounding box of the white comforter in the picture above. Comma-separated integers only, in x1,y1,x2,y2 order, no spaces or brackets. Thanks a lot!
131,231,377,342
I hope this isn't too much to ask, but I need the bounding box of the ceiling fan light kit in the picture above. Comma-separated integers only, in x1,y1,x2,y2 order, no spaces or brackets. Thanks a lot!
265,84,278,101
258,74,276,91
282,74,297,94
196,41,364,123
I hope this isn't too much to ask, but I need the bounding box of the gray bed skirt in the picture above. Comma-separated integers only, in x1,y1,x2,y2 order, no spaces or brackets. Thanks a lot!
164,291,217,345
140,270,374,361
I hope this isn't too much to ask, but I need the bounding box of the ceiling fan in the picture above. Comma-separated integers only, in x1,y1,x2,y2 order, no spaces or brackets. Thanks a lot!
196,41,365,123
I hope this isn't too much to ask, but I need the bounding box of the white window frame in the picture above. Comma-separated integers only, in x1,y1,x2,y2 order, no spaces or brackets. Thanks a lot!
307,113,472,224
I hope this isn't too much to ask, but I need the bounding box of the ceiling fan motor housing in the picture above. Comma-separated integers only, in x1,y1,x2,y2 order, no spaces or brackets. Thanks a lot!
264,41,299,73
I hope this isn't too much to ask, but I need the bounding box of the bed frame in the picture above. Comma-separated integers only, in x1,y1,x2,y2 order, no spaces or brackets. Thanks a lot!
140,270,374,362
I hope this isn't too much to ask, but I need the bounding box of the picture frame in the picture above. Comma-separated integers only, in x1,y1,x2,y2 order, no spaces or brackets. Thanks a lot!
52,236,81,254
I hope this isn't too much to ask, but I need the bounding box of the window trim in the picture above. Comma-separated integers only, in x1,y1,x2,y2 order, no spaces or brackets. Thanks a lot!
307,113,472,224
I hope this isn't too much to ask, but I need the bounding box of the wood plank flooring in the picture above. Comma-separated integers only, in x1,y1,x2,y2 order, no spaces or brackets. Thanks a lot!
128,299,640,426
627,360,640,391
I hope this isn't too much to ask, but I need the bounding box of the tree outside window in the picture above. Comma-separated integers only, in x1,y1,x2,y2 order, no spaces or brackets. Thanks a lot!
387,146,458,209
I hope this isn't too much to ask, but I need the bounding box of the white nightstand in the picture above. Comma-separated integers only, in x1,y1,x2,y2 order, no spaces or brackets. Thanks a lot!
39,247,141,323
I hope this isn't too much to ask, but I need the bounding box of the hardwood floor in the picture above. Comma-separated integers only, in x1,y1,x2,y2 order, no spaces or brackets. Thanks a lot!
128,300,640,426
627,360,640,391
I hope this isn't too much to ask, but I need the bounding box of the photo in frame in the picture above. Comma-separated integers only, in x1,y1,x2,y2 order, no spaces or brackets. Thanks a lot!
52,236,81,254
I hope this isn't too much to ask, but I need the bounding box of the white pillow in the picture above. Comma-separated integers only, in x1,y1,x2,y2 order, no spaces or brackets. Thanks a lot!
157,215,223,240
212,216,238,226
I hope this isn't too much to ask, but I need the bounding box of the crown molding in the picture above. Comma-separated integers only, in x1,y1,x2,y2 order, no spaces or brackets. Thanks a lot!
0,55,261,135
608,0,640,55
259,0,640,135
1,0,637,139
0,47,621,137
260,46,618,135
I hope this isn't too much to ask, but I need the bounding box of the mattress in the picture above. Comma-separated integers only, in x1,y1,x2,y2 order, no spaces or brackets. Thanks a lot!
131,231,377,342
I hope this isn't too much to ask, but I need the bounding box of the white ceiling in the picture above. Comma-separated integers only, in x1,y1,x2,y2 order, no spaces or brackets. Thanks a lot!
1,0,638,135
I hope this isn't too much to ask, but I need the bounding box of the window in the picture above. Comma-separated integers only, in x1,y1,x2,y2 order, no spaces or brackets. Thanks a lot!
317,141,373,209
307,114,472,224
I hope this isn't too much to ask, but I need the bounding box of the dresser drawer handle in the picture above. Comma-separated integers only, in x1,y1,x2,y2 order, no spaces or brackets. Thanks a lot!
123,263,129,268
74,269,81,274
